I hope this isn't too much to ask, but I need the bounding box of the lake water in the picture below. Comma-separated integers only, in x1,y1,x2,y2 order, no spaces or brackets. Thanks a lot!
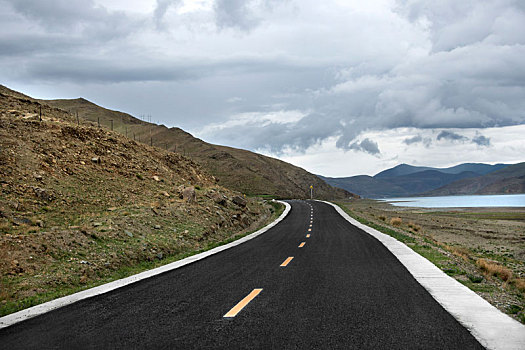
381,194,525,208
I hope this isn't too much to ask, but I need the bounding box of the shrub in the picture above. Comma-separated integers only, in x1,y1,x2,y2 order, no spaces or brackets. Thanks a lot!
476,258,513,281
390,217,402,226
507,305,522,314
408,221,421,232
512,278,525,292
379,216,386,221
467,274,483,283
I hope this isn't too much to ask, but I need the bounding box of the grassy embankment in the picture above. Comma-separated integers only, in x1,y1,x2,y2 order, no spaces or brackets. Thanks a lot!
1,200,283,317
335,199,525,324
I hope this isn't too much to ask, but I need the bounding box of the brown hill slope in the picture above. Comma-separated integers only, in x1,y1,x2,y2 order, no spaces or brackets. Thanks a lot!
42,96,353,199
424,162,525,196
0,85,277,315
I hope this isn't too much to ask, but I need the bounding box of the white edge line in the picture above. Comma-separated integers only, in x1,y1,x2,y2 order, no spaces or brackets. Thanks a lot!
321,200,525,350
0,201,291,329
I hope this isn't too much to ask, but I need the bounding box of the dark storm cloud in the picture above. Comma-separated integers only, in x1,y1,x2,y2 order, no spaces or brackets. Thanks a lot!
202,112,341,154
3,0,140,37
472,134,491,147
349,138,381,155
403,135,422,145
436,131,468,142
403,135,432,147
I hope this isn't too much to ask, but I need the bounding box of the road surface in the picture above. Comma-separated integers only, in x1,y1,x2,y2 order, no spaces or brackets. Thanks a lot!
0,200,483,349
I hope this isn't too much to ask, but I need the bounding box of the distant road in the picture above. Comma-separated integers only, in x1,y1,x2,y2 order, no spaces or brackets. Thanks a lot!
0,200,482,349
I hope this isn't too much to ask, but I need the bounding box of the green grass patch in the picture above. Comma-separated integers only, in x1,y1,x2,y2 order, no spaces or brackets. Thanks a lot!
459,280,497,293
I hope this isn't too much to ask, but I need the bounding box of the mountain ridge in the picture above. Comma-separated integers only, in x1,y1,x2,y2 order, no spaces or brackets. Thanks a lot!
321,162,522,198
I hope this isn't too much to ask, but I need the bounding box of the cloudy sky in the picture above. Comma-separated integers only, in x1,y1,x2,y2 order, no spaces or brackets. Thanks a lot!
1,0,525,176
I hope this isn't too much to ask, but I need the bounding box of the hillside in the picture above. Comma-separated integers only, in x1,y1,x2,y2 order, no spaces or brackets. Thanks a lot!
42,97,353,200
0,85,279,315
424,162,525,196
322,162,515,198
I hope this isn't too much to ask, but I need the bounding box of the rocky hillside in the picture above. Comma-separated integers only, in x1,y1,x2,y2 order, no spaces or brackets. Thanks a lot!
42,96,353,200
0,85,278,315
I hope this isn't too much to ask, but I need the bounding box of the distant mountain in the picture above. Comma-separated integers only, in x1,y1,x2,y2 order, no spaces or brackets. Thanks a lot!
374,164,434,178
42,95,353,200
320,162,515,198
381,170,481,196
318,175,408,199
424,162,525,196
374,163,508,178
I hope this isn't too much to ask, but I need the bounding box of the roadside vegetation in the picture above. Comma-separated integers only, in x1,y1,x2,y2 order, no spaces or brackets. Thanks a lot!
335,199,525,324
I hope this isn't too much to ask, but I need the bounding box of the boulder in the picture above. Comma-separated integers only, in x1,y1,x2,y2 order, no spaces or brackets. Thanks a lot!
232,195,247,207
212,193,227,206
31,187,54,201
182,186,196,202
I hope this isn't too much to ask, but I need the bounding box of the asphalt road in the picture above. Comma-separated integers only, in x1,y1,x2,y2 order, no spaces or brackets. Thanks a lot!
0,200,484,349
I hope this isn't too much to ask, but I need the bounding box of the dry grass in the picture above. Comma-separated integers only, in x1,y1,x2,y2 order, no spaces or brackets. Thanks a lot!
512,278,525,292
390,217,402,226
408,221,422,232
444,244,471,261
476,258,513,281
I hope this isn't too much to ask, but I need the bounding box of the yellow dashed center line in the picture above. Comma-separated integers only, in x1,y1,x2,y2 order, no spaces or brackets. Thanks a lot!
223,289,263,318
280,256,294,267
306,234,310,238
308,228,312,232
298,242,305,248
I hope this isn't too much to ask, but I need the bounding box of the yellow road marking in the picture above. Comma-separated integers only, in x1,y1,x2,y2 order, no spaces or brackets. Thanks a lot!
308,228,312,232
306,234,310,238
309,224,312,227
298,242,305,248
280,256,294,267
223,289,263,318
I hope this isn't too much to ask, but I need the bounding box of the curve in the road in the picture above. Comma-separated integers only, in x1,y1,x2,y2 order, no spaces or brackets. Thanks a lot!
0,200,518,349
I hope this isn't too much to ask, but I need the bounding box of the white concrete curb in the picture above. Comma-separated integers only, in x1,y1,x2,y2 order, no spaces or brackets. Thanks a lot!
0,201,291,330
324,201,525,350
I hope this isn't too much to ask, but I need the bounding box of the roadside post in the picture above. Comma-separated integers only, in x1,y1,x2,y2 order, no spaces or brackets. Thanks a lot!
310,185,313,200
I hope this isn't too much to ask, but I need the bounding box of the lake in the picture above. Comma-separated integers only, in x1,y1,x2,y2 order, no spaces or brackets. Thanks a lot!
380,194,525,208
